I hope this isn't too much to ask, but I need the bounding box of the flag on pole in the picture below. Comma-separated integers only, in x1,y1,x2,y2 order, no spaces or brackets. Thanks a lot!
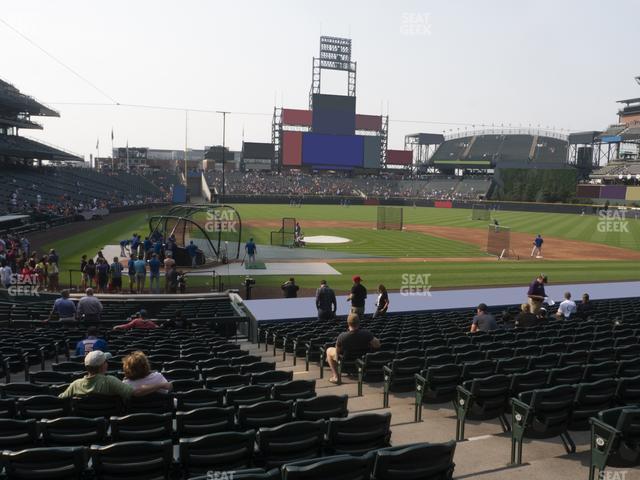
111,128,114,141
96,137,99,149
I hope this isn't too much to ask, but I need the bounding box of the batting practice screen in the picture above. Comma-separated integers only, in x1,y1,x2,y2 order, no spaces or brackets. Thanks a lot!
471,204,491,221
487,225,511,256
377,207,403,230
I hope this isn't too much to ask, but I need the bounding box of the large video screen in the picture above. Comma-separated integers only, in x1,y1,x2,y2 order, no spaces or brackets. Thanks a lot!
242,142,274,160
312,94,356,136
302,133,363,168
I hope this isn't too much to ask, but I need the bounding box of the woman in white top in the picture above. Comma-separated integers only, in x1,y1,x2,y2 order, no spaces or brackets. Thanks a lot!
122,351,172,394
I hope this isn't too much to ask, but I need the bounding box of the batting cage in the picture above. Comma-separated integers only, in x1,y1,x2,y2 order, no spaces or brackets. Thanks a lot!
148,204,242,266
487,224,513,258
377,206,403,230
270,217,296,246
471,204,491,221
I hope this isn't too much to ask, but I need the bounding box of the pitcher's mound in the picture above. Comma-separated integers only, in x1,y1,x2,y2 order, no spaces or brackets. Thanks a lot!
304,235,351,244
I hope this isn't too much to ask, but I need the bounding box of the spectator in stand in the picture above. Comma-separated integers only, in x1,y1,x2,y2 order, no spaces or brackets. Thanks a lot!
84,258,96,289
326,313,381,384
515,303,538,328
537,307,549,322
374,284,389,319
59,350,170,400
48,251,59,292
122,351,172,394
163,252,175,293
127,254,136,293
281,277,299,298
577,293,595,320
110,257,123,293
148,253,161,294
80,255,88,289
527,274,547,314
75,327,108,356
95,258,110,293
166,265,178,294
77,288,103,324
48,249,59,266
133,254,147,293
48,289,76,322
315,280,337,321
347,275,367,318
113,309,158,330
163,309,191,329
35,256,48,291
555,291,577,320
470,303,498,332
0,260,11,288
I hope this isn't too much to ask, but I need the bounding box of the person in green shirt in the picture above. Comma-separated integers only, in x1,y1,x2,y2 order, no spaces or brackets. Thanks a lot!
58,350,171,399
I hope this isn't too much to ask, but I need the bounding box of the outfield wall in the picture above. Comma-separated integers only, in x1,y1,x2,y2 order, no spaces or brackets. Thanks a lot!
220,194,617,215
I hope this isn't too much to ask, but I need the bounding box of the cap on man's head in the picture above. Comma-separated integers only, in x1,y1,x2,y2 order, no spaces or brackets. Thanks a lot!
352,275,361,283
139,309,148,318
84,350,112,367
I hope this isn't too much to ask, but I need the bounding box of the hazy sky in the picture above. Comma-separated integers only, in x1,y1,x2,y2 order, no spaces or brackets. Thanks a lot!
2,0,639,160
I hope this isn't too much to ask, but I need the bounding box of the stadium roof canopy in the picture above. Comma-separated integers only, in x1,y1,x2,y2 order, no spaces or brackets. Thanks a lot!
0,77,59,117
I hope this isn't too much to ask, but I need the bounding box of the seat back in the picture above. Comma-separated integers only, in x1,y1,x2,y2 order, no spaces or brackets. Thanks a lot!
40,416,107,446
616,375,640,405
509,370,548,397
461,360,495,382
294,394,349,421
241,362,276,374
71,394,124,418
256,419,326,468
272,380,316,401
127,392,174,414
179,430,256,476
175,388,224,410
205,374,251,390
251,370,294,386
176,406,235,437
91,439,173,480
0,418,38,450
326,412,392,455
16,395,70,420
110,412,173,442
0,446,88,480
547,365,584,386
237,400,294,430
226,385,271,408
371,441,456,480
570,379,617,430
283,454,374,480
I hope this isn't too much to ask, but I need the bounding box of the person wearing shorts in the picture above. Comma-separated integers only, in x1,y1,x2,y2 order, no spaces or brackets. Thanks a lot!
348,275,367,318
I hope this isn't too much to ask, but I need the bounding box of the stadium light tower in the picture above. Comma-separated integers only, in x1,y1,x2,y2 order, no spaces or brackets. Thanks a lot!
217,111,229,202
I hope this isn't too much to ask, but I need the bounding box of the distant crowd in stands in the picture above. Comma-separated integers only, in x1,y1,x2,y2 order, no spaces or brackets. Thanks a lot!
0,232,60,291
205,170,488,200
2,165,172,217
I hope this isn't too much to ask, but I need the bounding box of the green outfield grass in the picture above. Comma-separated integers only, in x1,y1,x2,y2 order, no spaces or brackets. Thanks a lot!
41,204,640,293
232,203,640,251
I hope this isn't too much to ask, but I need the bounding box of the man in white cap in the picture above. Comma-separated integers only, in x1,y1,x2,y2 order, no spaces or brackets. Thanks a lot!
58,350,171,399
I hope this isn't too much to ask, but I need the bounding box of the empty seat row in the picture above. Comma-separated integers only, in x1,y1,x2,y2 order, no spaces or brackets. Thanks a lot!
0,438,456,480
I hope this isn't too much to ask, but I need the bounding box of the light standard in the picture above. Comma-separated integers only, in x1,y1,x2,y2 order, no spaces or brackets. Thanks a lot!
217,111,229,203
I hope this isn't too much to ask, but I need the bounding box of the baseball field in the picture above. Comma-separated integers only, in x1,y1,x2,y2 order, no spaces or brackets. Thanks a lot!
41,203,640,296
